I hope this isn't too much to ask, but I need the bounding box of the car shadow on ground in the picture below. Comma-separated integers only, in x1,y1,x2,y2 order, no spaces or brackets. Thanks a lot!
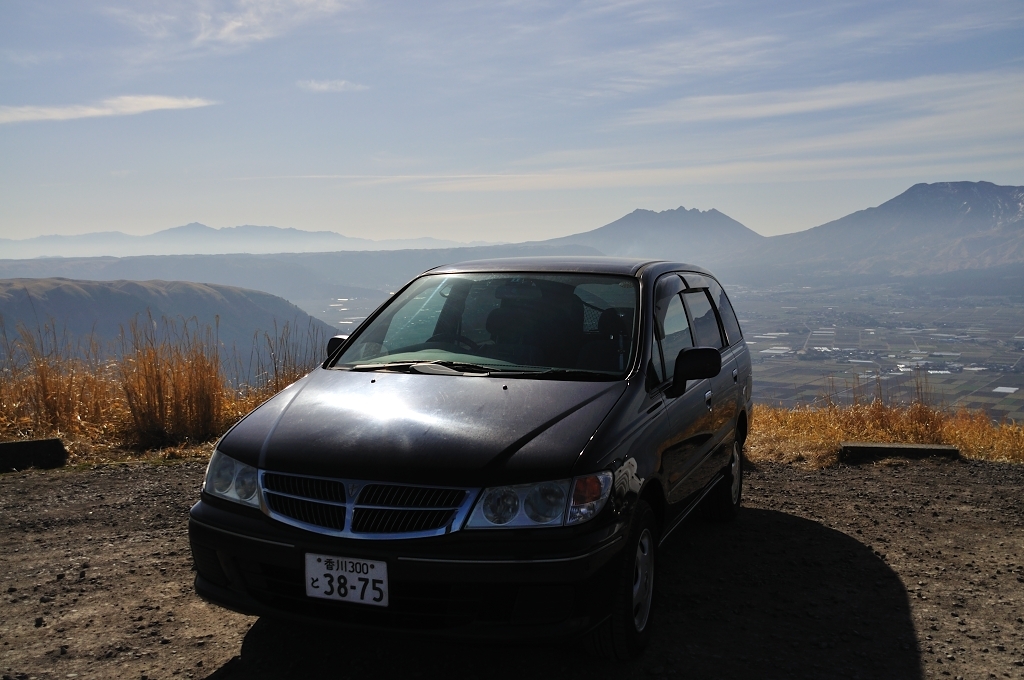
205,508,921,680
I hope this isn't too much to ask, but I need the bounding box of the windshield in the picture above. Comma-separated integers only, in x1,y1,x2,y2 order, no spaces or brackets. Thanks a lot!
333,272,639,377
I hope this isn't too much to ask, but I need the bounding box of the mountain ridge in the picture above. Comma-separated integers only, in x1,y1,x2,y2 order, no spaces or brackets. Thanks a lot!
0,223,503,259
0,278,339,353
735,181,1024,279
532,205,764,269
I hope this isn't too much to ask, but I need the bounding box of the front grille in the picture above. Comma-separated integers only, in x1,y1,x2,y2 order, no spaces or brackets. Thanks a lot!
358,484,465,509
352,508,456,533
259,472,477,539
263,472,346,503
265,493,347,531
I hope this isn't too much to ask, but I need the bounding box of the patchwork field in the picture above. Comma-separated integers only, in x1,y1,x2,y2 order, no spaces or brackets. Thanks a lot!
730,284,1024,422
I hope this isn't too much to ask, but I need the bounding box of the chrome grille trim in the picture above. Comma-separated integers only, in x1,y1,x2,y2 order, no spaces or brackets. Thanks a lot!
265,493,347,531
258,471,480,540
263,472,346,504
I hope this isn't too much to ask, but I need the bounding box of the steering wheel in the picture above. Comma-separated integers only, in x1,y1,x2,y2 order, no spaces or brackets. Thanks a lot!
427,333,479,351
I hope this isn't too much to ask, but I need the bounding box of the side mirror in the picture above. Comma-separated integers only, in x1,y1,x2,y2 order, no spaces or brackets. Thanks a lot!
326,334,350,358
665,347,721,398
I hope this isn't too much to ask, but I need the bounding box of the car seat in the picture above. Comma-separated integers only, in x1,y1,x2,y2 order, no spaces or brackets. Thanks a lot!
576,308,627,371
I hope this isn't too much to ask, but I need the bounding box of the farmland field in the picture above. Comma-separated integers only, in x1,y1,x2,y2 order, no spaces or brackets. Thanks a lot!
730,284,1024,422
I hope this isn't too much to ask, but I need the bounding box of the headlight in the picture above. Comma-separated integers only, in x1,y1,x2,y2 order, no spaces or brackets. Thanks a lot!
481,487,520,525
466,471,612,529
524,482,566,523
204,450,260,508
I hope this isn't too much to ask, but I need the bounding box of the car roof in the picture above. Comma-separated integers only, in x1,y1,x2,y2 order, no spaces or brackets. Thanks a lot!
426,256,713,278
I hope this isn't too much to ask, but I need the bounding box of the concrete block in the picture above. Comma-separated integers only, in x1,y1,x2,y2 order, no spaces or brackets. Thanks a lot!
0,438,69,472
839,441,959,464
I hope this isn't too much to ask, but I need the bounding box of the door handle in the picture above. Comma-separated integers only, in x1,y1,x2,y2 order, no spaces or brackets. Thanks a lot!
704,390,713,410
732,368,738,382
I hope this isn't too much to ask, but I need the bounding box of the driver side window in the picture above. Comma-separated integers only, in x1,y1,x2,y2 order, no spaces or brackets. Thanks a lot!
650,274,688,388
661,295,693,379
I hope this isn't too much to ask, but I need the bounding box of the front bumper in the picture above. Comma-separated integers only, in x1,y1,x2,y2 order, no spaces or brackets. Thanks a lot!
188,497,628,639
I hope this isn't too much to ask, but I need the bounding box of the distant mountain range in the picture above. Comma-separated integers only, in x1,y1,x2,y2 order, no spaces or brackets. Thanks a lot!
4,180,1019,280
0,278,338,354
532,181,1024,281
0,223,502,259
0,182,1021,329
3,182,1020,281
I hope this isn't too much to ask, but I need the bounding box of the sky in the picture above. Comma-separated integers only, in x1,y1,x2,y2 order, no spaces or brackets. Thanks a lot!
1,0,1023,242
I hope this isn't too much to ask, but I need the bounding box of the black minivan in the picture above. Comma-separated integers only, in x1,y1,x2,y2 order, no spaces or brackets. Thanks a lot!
189,256,752,659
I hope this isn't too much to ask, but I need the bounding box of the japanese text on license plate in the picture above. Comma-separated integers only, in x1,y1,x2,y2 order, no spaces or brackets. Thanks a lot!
304,553,388,607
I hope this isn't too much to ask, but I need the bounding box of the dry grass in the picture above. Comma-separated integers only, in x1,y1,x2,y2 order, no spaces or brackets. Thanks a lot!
2,316,1021,468
0,315,327,464
747,400,1024,468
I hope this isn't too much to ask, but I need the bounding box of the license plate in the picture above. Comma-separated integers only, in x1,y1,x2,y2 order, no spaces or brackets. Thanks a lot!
304,553,389,607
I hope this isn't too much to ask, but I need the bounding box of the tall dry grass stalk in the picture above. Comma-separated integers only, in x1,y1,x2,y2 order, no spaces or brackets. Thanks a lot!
0,318,123,444
117,313,225,446
231,318,330,400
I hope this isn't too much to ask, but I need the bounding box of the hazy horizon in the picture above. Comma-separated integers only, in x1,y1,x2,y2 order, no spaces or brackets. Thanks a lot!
2,1,1023,242
4,179,1022,253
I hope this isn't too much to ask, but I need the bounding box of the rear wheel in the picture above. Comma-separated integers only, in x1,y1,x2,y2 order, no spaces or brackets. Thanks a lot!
703,440,743,522
586,500,657,660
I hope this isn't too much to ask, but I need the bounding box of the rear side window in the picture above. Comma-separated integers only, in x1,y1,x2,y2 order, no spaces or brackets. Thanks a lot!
706,279,742,346
683,291,724,349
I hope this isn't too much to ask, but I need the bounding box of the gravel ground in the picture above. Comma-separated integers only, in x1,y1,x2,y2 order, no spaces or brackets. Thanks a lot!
0,456,1022,680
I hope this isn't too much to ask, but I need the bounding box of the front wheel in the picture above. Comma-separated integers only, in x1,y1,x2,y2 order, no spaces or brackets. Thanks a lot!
702,440,743,522
586,500,657,660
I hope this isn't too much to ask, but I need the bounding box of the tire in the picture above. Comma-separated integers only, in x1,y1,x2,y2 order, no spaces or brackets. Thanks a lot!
702,439,743,522
586,499,657,660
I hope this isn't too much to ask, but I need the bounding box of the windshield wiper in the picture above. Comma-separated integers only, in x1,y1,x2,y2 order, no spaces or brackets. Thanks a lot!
486,367,615,380
347,360,495,375
344,361,614,379
346,361,418,372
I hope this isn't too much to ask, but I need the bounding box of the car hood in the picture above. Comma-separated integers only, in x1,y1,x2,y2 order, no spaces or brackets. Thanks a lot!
217,368,627,486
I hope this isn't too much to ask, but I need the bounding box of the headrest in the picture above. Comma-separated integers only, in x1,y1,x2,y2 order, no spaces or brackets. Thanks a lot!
495,282,542,300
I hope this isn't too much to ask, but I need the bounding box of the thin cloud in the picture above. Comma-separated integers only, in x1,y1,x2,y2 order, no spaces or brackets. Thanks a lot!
229,70,1024,191
622,72,1024,125
296,79,367,92
409,151,1023,192
106,0,348,47
0,95,216,124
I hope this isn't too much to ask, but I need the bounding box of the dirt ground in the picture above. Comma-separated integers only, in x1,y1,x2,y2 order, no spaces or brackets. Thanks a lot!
1,456,1022,680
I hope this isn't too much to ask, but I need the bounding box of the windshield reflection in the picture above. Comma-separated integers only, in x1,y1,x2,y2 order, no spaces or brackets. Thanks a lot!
333,273,639,378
